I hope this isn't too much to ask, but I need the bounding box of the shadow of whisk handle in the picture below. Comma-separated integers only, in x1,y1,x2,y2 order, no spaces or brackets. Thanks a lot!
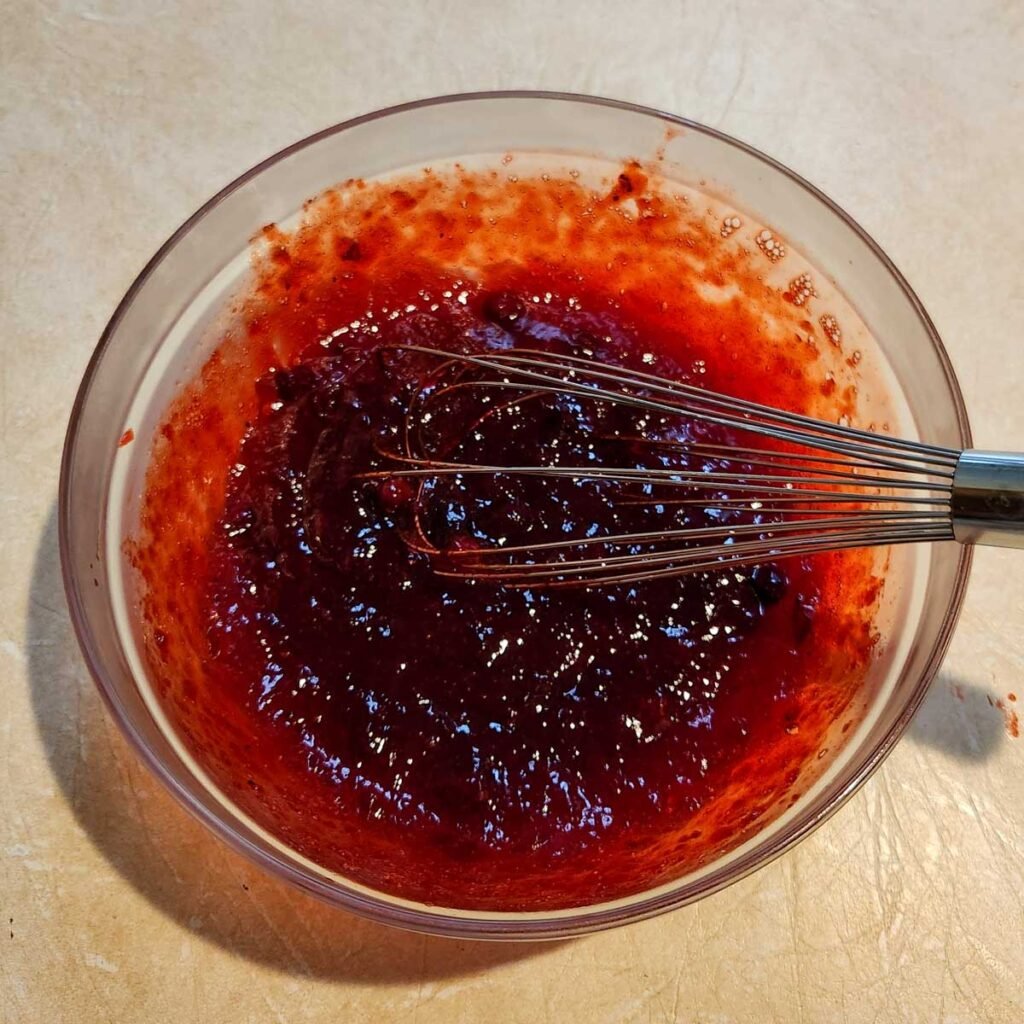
952,450,1024,548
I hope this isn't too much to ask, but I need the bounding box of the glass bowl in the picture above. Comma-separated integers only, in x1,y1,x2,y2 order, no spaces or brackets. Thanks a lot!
60,91,971,940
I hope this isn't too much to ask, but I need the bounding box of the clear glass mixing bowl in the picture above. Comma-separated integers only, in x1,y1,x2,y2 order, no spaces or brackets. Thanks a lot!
60,92,971,939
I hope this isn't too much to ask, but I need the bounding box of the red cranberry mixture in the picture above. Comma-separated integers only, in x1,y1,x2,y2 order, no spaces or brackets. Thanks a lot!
133,166,879,909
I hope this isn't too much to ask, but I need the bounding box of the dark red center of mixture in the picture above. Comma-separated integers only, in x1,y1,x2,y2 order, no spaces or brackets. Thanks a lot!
209,288,831,904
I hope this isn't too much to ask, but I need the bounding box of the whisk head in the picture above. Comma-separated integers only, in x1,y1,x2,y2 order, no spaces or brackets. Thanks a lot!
363,344,958,587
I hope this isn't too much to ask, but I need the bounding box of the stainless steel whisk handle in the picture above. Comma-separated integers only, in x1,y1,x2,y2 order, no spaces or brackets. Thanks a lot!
951,450,1024,548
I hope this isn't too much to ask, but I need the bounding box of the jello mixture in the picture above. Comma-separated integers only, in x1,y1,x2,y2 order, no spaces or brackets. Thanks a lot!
130,161,882,910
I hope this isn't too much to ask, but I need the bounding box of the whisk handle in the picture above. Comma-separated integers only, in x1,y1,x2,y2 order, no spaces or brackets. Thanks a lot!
952,450,1024,548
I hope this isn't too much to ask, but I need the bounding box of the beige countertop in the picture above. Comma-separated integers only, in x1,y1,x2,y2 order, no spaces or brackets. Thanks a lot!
2,2,1022,1021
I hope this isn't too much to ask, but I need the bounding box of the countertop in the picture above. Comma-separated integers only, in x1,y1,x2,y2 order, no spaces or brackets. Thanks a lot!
2,2,1022,1021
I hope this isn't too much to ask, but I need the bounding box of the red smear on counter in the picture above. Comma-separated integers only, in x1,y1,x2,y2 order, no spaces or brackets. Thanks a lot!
995,699,1020,739
130,164,881,910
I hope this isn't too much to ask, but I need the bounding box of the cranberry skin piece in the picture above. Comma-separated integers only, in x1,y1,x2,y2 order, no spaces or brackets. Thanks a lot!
481,291,527,329
750,563,789,605
793,592,820,642
378,477,414,512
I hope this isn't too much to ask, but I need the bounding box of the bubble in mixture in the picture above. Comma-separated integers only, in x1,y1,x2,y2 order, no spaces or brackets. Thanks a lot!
720,215,742,238
819,314,843,347
756,229,786,262
785,272,817,307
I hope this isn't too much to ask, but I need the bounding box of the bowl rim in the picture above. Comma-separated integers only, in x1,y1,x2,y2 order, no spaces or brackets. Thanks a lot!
59,89,974,939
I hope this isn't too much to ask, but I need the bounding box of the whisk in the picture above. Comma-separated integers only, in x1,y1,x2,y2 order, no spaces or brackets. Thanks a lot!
369,345,1024,587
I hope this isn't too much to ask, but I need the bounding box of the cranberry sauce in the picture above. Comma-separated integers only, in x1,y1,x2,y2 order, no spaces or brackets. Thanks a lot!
133,165,880,909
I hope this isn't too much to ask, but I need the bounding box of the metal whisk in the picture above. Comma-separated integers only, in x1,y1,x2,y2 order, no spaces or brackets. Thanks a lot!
370,345,1024,587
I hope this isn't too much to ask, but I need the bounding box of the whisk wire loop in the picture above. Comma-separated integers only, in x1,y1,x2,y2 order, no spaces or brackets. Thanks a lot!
354,344,1001,587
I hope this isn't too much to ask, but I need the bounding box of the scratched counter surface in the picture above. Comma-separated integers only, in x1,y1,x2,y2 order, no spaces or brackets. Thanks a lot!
2,2,1022,1022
